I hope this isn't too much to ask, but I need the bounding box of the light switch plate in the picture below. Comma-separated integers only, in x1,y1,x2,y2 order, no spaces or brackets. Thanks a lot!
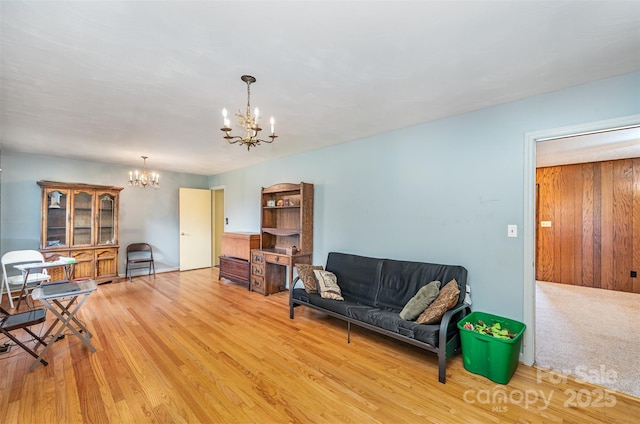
508,224,518,238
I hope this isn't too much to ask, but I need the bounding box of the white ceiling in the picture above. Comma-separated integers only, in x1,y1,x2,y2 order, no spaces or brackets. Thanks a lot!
537,126,640,168
1,1,639,176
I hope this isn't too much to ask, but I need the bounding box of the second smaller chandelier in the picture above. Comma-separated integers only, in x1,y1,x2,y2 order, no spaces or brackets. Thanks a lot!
221,75,277,150
129,156,159,188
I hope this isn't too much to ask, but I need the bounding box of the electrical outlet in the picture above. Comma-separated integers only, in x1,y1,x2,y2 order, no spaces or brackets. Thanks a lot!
631,271,637,278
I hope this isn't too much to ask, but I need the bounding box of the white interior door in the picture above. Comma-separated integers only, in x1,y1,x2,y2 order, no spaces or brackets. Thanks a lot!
179,188,212,271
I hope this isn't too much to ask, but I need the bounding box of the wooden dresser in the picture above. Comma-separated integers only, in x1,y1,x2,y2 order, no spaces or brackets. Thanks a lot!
219,232,260,287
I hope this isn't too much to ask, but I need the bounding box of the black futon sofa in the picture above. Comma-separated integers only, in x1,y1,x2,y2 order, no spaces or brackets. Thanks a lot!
289,252,470,383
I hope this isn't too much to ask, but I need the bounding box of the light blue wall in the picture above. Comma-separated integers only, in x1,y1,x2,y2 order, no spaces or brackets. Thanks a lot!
211,72,640,321
0,152,209,274
2,73,637,316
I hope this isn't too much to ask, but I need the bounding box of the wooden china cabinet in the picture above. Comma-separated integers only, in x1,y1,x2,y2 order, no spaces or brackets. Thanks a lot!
37,181,123,284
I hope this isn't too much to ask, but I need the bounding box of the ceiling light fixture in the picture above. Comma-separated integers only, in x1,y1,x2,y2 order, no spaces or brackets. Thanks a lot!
221,75,277,150
129,156,159,188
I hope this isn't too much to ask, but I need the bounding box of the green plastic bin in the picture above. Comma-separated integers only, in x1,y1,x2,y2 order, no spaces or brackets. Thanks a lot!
457,311,526,384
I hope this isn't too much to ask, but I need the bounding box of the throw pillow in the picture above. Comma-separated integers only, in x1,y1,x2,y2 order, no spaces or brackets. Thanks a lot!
416,279,460,324
313,270,344,301
399,280,441,320
296,264,324,293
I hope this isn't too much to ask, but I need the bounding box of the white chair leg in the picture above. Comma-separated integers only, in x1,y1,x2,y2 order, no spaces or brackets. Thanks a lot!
1,280,15,309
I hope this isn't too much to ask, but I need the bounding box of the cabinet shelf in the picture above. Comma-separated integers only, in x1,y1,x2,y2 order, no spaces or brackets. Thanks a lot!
262,228,301,237
263,205,300,209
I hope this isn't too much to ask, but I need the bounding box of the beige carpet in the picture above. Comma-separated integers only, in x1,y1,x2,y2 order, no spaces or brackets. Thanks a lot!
535,281,640,398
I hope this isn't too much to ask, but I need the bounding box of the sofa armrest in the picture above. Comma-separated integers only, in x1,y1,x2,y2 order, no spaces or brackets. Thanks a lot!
290,276,303,290
438,302,471,347
289,276,303,319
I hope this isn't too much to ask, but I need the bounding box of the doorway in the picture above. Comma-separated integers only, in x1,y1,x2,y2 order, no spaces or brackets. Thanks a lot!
522,114,640,366
211,187,225,267
178,187,225,271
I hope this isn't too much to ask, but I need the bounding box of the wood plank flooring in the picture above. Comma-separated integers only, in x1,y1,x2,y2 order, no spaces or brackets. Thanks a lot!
1,268,638,423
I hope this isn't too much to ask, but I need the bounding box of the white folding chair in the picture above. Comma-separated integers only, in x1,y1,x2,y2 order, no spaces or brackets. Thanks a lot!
1,250,51,309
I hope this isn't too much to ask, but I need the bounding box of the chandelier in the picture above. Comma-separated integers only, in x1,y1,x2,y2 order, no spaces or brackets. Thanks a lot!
128,156,159,188
221,75,277,150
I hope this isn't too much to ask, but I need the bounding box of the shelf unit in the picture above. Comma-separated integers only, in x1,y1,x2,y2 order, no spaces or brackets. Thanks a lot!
38,181,123,284
259,182,314,253
251,182,314,295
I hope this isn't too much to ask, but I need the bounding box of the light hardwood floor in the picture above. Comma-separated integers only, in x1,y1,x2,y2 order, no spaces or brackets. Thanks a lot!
1,268,638,423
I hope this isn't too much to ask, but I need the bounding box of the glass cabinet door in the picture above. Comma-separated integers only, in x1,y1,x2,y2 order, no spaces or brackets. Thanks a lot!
72,190,94,246
97,193,116,245
44,189,70,248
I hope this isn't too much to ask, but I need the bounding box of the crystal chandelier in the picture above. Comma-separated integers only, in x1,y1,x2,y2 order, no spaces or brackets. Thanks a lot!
221,75,277,150
129,156,159,188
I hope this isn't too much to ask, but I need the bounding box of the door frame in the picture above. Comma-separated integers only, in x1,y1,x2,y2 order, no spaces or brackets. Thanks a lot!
210,185,225,267
522,114,640,366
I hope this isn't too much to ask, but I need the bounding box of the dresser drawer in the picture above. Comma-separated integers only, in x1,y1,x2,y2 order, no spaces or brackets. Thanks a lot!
251,251,264,264
219,256,250,286
264,253,289,265
251,275,265,294
251,263,264,276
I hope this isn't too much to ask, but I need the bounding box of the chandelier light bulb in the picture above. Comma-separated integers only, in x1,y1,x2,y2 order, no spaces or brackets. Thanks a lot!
222,108,230,129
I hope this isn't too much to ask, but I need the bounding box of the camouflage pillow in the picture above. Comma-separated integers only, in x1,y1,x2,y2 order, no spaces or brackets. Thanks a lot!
416,279,460,324
296,264,323,293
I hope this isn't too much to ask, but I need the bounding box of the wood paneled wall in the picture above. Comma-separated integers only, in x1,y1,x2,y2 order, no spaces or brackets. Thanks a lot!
536,158,640,293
